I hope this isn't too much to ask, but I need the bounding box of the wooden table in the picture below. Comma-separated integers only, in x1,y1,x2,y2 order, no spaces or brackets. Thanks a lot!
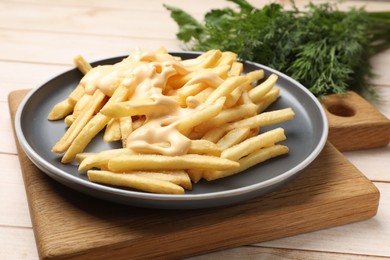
1,0,389,259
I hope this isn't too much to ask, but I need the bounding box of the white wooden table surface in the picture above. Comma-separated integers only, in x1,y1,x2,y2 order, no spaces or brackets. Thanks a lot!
1,0,389,259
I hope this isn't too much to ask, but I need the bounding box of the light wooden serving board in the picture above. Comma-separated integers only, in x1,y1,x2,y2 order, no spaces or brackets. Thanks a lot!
9,89,380,260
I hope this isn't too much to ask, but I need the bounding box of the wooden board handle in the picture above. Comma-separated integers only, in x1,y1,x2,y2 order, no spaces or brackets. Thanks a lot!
321,91,390,151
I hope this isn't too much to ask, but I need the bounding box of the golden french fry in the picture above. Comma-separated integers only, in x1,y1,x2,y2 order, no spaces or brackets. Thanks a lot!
203,145,289,181
79,148,135,171
73,94,92,118
131,170,192,190
216,127,251,150
61,85,129,162
108,154,239,172
256,87,280,113
224,87,243,107
221,127,286,161
188,139,221,156
176,97,225,135
120,116,133,148
195,103,257,132
204,76,248,105
185,49,222,69
225,108,295,131
187,169,203,183
216,51,238,66
201,125,228,143
64,115,75,126
73,54,93,75
177,82,206,105
245,70,265,86
48,99,74,120
68,84,85,106
249,74,278,103
52,89,106,153
104,118,121,142
75,152,94,164
180,49,216,67
230,62,243,76
194,87,214,103
88,170,185,194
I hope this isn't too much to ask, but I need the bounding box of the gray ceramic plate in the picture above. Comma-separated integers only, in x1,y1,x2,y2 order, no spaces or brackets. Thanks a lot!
15,52,328,209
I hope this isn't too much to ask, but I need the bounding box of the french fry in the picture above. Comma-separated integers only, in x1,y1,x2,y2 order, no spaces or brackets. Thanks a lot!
216,51,238,66
245,70,265,86
187,169,203,183
73,94,92,118
88,170,185,194
79,148,135,171
221,127,286,161
61,85,129,162
195,103,257,133
256,87,281,113
201,125,228,143
73,54,93,75
249,73,278,103
120,116,133,147
176,97,225,135
230,62,243,76
130,170,192,190
216,127,251,150
48,99,74,120
52,89,106,153
177,83,206,105
204,76,248,105
104,118,121,142
225,108,295,131
194,87,214,103
64,115,75,126
203,145,289,181
75,152,94,164
188,139,221,156
68,84,86,106
108,154,239,172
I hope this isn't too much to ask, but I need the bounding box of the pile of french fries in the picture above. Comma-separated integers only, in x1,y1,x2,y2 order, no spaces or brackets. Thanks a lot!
48,48,295,194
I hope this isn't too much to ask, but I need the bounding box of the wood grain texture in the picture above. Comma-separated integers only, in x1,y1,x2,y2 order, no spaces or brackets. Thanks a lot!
321,91,390,151
9,89,380,260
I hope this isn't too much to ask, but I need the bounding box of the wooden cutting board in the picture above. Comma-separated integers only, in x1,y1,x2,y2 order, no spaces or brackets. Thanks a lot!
9,89,380,260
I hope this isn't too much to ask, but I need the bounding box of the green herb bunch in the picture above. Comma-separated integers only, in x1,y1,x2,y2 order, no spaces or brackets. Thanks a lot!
164,0,390,98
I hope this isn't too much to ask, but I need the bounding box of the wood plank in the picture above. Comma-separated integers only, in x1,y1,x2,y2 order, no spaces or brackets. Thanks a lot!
4,0,390,12
0,227,38,260
9,89,380,260
190,245,390,260
0,153,32,227
257,183,390,257
0,1,180,38
345,147,390,182
0,29,180,64
1,102,17,154
0,61,70,102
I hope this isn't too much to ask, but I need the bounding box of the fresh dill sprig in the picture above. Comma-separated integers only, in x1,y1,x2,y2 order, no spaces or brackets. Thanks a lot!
164,1,390,98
